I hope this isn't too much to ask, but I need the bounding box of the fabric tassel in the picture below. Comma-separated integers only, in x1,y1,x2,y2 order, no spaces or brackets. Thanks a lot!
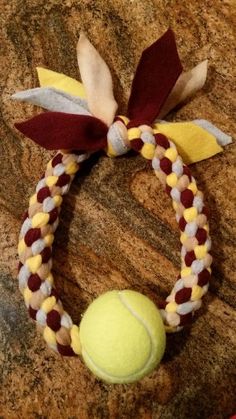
127,28,182,124
15,112,108,151
13,29,231,163
77,32,118,126
12,87,90,115
36,67,86,99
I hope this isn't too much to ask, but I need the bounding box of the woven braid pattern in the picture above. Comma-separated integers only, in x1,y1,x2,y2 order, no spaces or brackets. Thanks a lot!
18,117,212,355
18,151,90,356
151,131,211,331
108,116,212,332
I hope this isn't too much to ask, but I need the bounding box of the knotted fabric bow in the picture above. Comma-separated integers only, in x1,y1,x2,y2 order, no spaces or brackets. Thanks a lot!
13,29,231,164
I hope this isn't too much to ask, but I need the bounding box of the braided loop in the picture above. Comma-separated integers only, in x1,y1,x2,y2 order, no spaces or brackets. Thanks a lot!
18,117,212,355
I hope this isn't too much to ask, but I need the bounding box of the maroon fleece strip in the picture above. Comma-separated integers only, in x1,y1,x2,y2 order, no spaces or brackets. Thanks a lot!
15,112,108,152
127,29,183,124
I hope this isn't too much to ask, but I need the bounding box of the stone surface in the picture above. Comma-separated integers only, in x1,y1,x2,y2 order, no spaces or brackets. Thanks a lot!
0,0,235,418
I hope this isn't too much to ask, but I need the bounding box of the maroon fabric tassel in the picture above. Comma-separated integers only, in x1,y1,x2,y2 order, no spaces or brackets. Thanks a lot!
15,112,108,152
127,28,183,124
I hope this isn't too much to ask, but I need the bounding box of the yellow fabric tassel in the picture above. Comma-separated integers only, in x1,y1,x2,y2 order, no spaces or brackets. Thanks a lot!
153,122,223,164
36,67,86,99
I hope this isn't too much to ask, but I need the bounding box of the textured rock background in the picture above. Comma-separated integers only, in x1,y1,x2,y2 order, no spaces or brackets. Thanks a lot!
0,0,235,418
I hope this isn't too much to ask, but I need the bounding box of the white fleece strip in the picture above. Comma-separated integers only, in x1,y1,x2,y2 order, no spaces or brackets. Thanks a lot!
193,119,232,146
12,87,90,115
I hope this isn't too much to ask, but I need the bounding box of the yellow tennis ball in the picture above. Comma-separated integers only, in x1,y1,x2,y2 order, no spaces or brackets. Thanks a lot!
79,290,166,384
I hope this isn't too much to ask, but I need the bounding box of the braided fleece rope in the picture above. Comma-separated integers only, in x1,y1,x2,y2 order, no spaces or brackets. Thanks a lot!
18,117,212,356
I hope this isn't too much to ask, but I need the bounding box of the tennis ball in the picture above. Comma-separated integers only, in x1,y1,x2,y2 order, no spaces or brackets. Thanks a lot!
79,290,166,384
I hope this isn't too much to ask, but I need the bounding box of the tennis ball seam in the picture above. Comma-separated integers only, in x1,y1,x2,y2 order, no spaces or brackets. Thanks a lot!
82,345,153,383
82,348,128,382
118,292,154,372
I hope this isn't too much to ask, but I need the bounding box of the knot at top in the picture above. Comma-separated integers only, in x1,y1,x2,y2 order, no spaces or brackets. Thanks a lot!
106,116,157,160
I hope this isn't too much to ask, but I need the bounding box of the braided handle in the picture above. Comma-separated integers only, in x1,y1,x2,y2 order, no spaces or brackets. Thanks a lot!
18,128,212,355
18,151,89,355
152,132,212,331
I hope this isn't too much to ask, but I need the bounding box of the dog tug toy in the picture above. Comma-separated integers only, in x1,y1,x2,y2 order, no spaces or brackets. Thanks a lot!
13,29,231,384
